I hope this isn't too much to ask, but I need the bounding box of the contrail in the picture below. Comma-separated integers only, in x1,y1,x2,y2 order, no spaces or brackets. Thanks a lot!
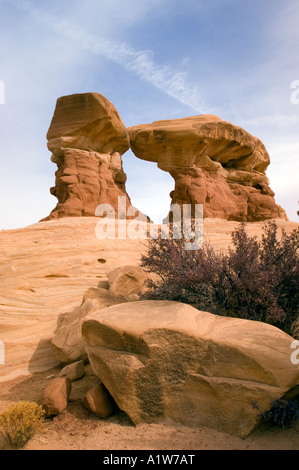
7,0,207,113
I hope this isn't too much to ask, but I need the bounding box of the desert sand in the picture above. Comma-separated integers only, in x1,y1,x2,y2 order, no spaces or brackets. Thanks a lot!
1,365,299,450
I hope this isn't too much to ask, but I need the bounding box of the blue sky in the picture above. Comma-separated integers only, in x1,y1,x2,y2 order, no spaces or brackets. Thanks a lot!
0,0,298,229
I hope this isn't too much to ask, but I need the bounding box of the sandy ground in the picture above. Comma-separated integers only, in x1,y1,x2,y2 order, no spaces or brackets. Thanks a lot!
0,365,298,451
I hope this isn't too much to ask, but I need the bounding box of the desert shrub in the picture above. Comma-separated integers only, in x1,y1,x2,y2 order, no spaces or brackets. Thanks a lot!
0,401,45,449
141,221,299,335
260,399,299,429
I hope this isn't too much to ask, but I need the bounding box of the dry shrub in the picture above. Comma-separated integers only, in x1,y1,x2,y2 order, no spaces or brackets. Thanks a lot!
0,401,45,449
291,319,299,340
141,222,299,336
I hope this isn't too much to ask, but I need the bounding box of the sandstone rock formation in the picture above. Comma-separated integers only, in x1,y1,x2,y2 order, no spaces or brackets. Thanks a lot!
1,217,298,384
43,93,133,220
82,300,299,438
51,265,149,365
58,360,85,381
52,287,128,365
128,115,287,222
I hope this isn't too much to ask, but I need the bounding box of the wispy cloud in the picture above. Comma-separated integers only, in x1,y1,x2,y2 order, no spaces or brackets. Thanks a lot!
7,0,207,113
240,114,299,128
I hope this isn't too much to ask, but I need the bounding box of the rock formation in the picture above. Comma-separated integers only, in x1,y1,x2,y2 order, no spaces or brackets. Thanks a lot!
51,287,128,365
43,93,287,223
128,115,287,222
43,92,133,220
82,300,299,438
81,383,116,418
51,265,149,365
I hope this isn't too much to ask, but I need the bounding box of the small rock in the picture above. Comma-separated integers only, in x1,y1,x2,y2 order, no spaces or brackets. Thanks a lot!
42,377,71,418
58,360,85,381
81,383,115,418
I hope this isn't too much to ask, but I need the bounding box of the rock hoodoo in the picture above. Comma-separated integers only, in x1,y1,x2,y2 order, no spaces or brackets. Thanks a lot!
128,115,287,222
43,93,288,223
43,92,133,220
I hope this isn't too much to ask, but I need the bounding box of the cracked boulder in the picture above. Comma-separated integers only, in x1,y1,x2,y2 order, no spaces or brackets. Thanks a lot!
82,300,299,437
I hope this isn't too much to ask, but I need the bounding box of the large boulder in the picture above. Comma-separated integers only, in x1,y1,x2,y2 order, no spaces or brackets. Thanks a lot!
82,300,299,438
43,93,133,221
128,115,287,222
51,287,127,365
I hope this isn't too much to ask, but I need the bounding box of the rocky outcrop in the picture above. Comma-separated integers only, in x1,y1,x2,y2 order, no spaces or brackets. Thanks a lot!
51,287,128,365
82,300,299,438
128,115,287,222
43,94,287,223
43,93,133,220
51,265,149,365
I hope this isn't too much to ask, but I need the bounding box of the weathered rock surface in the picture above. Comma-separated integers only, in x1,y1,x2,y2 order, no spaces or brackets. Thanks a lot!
51,266,148,364
0,217,147,383
43,93,133,220
42,377,71,417
52,287,127,365
128,115,287,222
47,92,130,156
58,360,85,381
107,265,149,300
82,300,299,437
81,383,115,418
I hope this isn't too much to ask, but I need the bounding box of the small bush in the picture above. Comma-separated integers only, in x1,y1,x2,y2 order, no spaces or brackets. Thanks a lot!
141,221,299,335
260,399,299,429
0,401,45,449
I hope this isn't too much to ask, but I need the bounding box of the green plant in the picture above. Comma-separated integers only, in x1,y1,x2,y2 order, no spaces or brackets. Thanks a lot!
0,401,45,448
